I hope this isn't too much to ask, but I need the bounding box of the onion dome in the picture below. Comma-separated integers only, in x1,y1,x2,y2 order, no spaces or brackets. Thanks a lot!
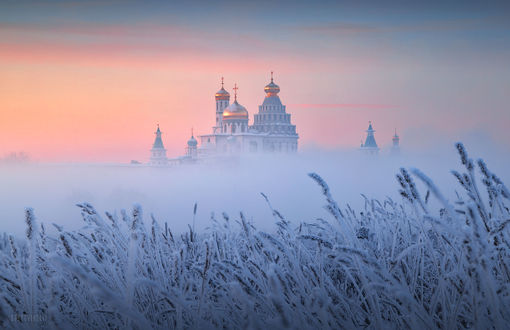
222,100,248,120
215,77,230,101
264,71,280,96
223,83,248,120
187,134,198,147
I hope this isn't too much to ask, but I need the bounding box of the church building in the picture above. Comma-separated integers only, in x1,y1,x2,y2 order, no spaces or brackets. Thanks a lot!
198,73,299,156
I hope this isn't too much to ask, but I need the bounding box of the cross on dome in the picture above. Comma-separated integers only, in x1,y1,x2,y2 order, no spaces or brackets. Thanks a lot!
233,83,238,101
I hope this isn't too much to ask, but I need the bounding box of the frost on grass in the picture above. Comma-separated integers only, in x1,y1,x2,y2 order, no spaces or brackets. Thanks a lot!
1,144,510,329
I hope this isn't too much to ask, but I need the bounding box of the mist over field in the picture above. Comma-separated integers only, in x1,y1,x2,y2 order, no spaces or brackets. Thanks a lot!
2,142,510,329
1,142,508,237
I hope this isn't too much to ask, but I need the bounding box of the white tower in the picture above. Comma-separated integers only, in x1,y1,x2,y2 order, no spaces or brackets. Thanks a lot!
360,121,379,155
150,124,168,165
214,77,230,133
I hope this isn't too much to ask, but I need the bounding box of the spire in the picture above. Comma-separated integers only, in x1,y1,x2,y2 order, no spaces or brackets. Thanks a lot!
362,121,378,148
233,83,238,102
191,127,194,138
392,128,400,148
271,70,274,83
152,124,165,149
367,121,374,132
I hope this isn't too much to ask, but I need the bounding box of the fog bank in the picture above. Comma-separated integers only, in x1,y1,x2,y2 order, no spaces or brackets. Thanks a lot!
1,144,508,236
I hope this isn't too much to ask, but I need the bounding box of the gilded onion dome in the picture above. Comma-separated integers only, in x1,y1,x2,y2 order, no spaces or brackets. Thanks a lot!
223,83,248,120
264,71,280,96
215,77,230,101
222,100,248,120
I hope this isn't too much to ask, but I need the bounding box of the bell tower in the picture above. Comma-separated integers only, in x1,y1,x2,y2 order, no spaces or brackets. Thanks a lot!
214,77,230,133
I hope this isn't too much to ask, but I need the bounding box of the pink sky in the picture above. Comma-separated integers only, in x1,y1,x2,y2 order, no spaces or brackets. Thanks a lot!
1,2,509,162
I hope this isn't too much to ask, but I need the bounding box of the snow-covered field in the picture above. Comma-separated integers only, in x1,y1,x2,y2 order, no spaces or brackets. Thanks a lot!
1,144,510,329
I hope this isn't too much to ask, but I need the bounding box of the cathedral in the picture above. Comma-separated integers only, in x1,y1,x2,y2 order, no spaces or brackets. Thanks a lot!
149,73,299,165
198,73,298,156
147,74,402,165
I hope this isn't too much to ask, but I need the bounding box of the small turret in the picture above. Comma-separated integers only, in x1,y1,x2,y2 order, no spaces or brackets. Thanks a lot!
186,128,198,159
150,124,168,165
391,129,400,155
360,121,379,155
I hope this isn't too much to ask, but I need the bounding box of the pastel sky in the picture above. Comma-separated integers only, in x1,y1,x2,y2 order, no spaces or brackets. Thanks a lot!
1,0,509,162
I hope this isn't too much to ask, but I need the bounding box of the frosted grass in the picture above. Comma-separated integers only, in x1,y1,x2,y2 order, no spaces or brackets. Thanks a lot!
0,143,509,329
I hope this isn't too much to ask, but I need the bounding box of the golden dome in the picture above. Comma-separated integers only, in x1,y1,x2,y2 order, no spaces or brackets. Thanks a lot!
264,72,280,96
222,100,248,120
215,77,230,100
215,87,230,101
